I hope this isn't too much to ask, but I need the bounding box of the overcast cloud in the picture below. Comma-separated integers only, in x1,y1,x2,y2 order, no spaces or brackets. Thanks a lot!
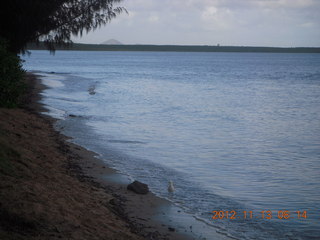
73,0,320,47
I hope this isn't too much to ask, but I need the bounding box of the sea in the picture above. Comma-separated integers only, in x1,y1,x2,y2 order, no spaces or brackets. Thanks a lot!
22,51,320,240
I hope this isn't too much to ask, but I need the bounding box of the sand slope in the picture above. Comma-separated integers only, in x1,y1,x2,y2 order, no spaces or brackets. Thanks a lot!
0,108,144,240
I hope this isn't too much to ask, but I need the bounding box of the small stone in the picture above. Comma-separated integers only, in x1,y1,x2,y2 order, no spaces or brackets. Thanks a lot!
127,180,149,194
168,227,175,232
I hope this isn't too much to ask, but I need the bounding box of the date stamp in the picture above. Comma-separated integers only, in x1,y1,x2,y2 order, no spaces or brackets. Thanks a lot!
212,210,307,220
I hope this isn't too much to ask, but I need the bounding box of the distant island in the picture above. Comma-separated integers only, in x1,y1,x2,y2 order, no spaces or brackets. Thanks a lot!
27,42,320,53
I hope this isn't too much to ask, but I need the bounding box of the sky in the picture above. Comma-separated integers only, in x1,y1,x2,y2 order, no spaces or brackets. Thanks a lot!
72,0,320,47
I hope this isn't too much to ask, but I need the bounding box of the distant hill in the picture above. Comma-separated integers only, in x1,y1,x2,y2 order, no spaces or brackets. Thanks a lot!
100,39,123,45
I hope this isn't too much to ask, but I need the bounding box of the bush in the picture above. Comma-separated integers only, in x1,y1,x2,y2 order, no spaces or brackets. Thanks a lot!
0,39,25,108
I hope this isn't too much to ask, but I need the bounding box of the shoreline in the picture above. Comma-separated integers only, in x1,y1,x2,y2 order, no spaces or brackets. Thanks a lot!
27,42,320,53
0,73,197,239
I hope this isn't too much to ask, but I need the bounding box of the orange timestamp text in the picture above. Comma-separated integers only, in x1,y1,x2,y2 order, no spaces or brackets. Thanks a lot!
212,210,307,220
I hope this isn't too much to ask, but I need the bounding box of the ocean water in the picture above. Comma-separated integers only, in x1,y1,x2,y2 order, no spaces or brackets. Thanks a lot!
22,51,320,239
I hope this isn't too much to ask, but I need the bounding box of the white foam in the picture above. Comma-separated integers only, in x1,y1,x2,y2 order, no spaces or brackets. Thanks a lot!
41,74,65,88
42,106,66,120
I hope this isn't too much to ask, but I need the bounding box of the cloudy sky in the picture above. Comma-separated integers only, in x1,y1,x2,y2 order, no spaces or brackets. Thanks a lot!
73,0,320,47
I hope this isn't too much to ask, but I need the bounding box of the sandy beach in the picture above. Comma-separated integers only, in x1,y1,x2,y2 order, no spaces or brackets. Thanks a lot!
0,73,194,240
1,1,319,238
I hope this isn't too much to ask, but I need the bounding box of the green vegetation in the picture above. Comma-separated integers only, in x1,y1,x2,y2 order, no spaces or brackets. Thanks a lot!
0,40,25,108
0,1,126,53
0,1,125,108
27,42,320,53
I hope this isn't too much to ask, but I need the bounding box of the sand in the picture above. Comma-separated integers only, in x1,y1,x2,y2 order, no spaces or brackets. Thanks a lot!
0,73,194,240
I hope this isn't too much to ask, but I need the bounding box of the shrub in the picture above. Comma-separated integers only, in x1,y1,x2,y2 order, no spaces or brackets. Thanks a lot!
0,39,25,108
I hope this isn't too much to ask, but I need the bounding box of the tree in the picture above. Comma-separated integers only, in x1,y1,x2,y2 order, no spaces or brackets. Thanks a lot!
0,0,126,53
0,39,25,107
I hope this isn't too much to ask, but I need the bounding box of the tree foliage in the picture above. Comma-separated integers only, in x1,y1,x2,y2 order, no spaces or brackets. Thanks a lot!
0,39,25,108
0,0,126,53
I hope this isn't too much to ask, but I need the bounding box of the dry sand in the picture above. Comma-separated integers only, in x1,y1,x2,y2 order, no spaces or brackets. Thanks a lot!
0,73,193,240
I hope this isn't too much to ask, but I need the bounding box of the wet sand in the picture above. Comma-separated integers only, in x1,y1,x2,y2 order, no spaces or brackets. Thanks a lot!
0,73,194,239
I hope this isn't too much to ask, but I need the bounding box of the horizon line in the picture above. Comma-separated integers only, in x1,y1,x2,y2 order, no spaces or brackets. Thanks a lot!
74,42,320,49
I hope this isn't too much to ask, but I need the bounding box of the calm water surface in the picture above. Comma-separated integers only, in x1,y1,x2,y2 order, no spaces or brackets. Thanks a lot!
23,51,320,239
